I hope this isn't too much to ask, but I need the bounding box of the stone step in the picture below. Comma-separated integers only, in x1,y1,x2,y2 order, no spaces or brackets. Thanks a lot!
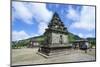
37,49,83,58
37,50,71,58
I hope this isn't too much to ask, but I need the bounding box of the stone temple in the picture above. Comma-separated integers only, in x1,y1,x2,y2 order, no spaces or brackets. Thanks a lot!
38,12,71,57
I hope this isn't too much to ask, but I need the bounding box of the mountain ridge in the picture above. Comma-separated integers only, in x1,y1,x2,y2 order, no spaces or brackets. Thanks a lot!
12,32,96,48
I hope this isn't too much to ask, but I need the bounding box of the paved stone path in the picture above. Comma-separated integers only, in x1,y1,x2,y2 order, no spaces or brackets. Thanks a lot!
12,48,95,66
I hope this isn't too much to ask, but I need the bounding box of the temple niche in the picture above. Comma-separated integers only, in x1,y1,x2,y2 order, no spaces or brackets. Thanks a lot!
38,12,71,57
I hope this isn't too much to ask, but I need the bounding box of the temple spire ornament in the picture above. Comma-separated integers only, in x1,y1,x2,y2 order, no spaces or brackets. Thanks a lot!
48,12,68,32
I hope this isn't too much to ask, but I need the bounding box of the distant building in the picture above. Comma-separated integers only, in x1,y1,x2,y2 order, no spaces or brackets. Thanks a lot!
72,39,89,50
27,39,39,48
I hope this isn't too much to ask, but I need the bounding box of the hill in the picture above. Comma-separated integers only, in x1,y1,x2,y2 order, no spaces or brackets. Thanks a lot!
11,32,95,48
11,35,45,48
68,32,81,43
86,37,96,47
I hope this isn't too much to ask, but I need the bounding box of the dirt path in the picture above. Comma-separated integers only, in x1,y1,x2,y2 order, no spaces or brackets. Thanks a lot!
12,48,95,66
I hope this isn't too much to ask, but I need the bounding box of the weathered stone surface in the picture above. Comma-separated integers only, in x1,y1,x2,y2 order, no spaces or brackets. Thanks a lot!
38,12,71,57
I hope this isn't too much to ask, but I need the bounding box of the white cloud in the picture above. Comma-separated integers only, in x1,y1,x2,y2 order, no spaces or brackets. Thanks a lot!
12,2,33,24
38,22,48,35
69,6,95,31
12,30,38,41
67,5,80,21
78,33,84,38
78,33,94,38
12,2,53,35
85,34,94,38
29,3,53,34
71,22,95,31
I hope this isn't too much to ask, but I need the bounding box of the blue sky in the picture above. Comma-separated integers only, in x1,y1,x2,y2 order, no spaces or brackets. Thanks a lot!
12,1,96,41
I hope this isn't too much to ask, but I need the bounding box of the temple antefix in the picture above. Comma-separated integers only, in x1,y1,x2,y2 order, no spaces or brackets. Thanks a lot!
38,12,70,57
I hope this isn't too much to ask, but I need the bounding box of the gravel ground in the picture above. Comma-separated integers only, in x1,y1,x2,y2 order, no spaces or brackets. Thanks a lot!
12,48,96,66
